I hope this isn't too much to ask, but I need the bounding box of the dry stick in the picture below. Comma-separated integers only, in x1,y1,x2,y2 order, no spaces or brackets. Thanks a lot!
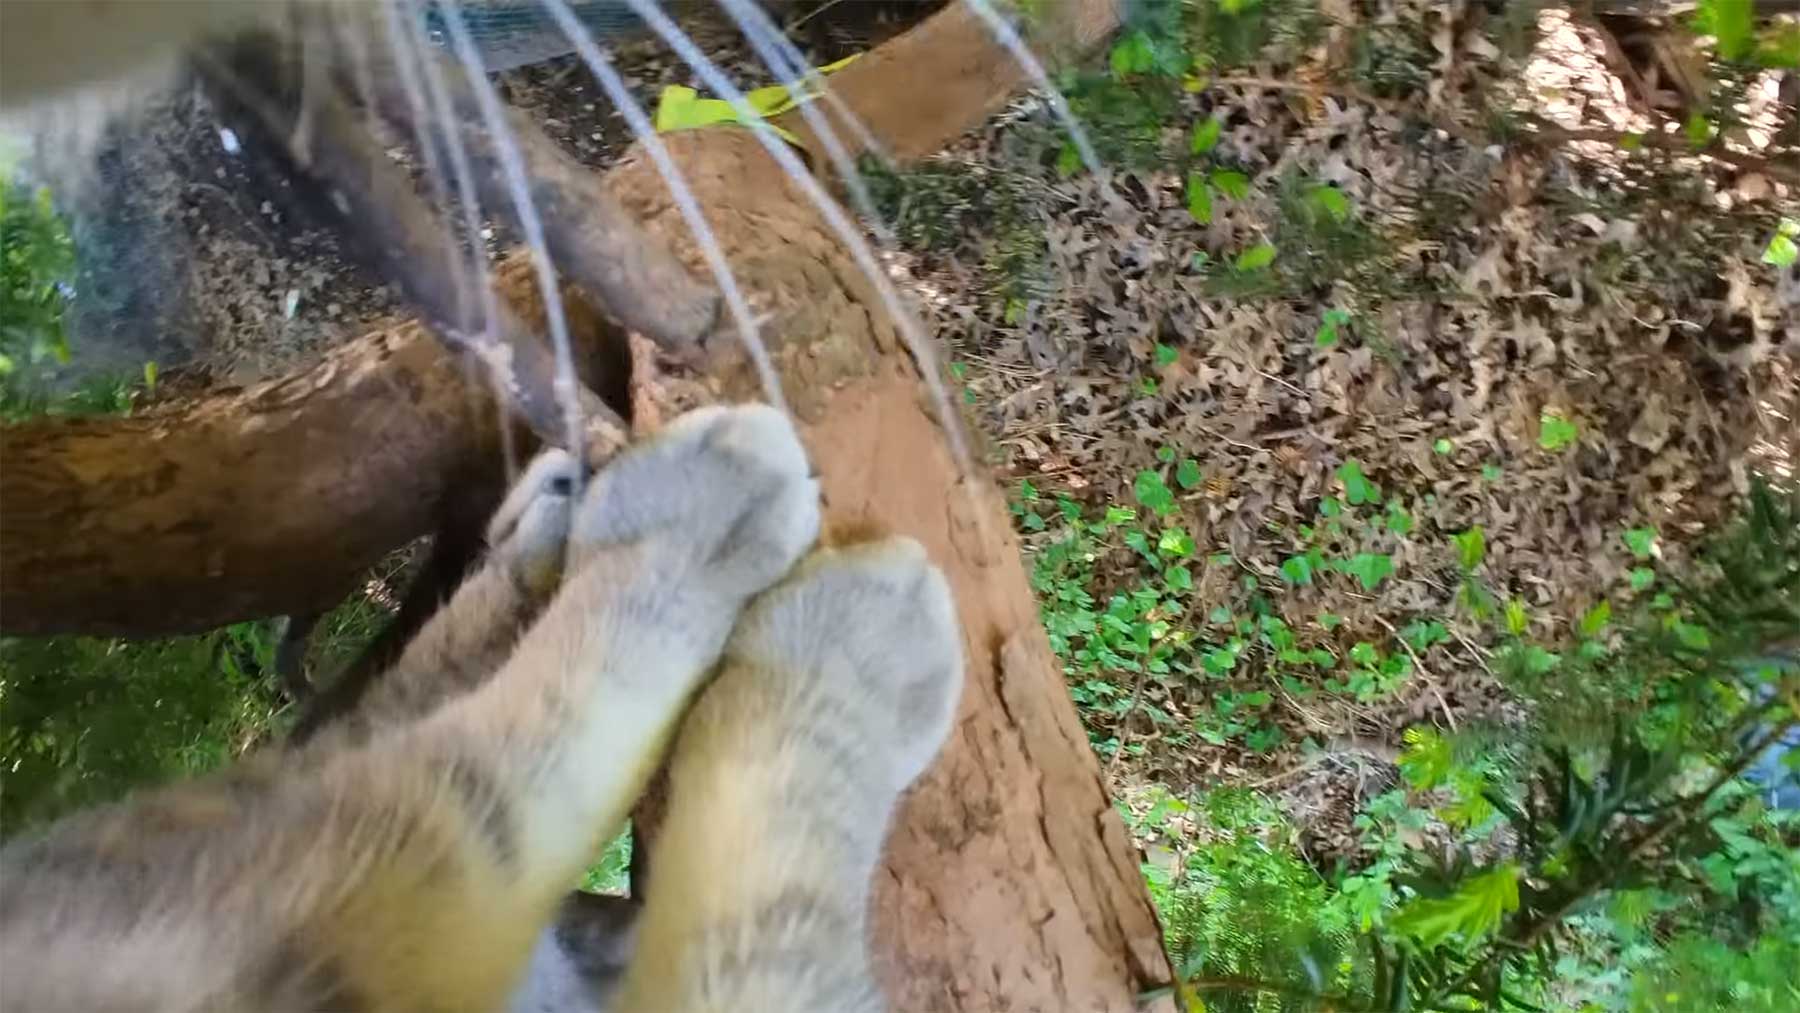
1370,612,1458,732
360,41,723,354
1105,663,1155,783
193,41,627,461
1213,74,1800,185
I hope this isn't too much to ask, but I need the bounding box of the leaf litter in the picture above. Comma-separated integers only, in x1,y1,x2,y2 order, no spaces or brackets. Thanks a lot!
886,3,1799,855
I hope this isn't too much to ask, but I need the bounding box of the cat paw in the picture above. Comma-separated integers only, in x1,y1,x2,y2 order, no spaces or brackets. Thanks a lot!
486,447,581,596
730,537,964,790
567,404,821,605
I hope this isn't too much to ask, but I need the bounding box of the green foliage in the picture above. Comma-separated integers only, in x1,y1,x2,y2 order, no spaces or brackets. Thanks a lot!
1130,787,1357,1011
0,176,154,420
1762,218,1799,268
859,157,1050,306
0,626,285,832
0,567,404,835
1695,0,1756,62
1391,863,1520,948
1337,459,1380,506
1452,526,1487,570
1538,412,1579,452
1314,308,1350,348
1044,482,1800,1010
580,826,634,894
0,177,74,382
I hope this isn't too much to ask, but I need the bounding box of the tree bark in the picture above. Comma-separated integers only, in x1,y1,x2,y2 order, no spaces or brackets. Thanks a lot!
1,2,1170,1006
0,276,625,637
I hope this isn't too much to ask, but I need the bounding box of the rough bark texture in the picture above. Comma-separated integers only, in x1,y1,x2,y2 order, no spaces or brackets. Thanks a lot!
0,275,624,636
778,0,1124,162
607,125,1169,1011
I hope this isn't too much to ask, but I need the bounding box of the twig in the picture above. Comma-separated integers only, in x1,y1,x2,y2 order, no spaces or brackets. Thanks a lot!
1372,613,1457,732
356,35,723,351
1106,663,1154,782
194,37,628,461
1452,628,1499,680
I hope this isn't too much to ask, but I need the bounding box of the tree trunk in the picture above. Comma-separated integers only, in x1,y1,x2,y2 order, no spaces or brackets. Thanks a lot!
0,2,1172,1006
606,113,1167,1007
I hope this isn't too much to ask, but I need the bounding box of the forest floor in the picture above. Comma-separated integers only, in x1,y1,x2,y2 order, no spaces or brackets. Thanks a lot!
872,4,1798,862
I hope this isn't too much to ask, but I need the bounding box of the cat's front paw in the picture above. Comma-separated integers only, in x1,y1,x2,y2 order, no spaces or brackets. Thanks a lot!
730,537,964,791
486,447,581,596
567,404,821,605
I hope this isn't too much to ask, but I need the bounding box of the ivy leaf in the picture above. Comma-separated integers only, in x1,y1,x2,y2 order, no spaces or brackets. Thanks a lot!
1210,169,1251,200
1538,412,1579,451
1385,501,1414,535
1346,553,1395,591
1338,459,1381,505
1579,600,1612,637
1109,31,1157,76
1622,527,1657,559
1279,555,1314,585
1233,242,1277,272
1400,726,1454,790
1392,864,1521,948
1191,116,1223,154
1433,437,1453,455
1452,526,1487,570
1401,620,1449,652
1133,469,1176,516
1762,219,1799,267
1315,308,1350,348
1695,0,1755,61
1349,641,1380,666
1185,173,1213,224
1154,342,1179,367
1156,445,1176,463
1175,458,1203,490
1164,564,1194,593
1628,566,1657,592
1158,527,1195,558
1306,184,1350,222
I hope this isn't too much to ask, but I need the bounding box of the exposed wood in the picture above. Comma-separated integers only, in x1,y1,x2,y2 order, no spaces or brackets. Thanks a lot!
0,265,625,637
777,0,1124,163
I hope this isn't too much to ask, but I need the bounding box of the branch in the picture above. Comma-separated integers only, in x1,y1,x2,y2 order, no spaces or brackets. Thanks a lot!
195,36,629,462
355,36,724,353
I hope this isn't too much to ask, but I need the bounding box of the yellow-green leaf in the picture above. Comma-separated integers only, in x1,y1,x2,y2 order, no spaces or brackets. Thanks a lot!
1191,116,1223,154
1392,864,1520,948
1233,241,1277,272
